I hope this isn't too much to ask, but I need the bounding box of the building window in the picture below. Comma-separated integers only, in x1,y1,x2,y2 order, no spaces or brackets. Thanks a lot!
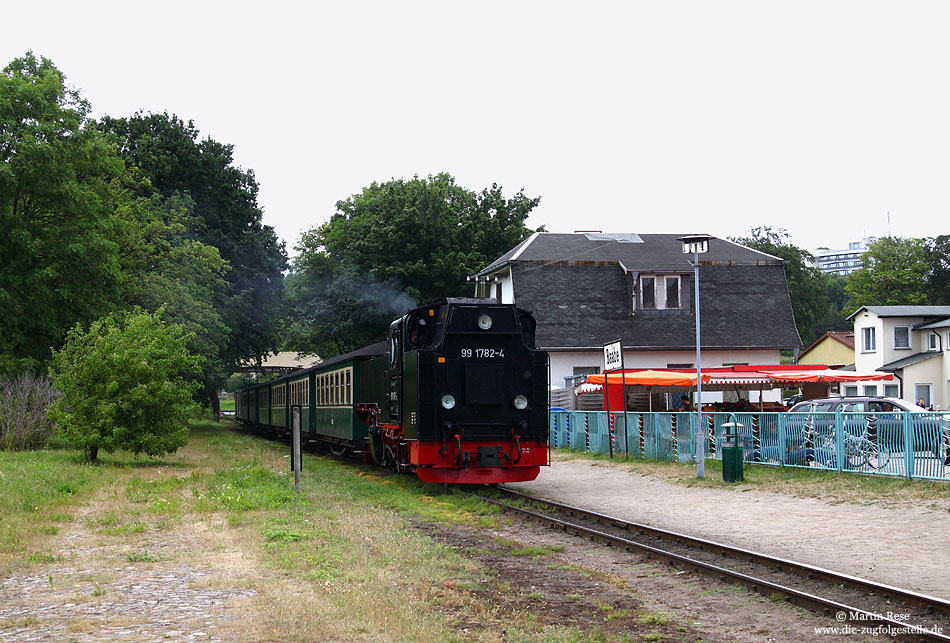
862,327,876,352
915,384,932,409
893,326,910,349
862,385,877,396
641,276,656,309
665,276,680,308
638,275,682,310
928,333,939,351
884,384,899,398
844,385,859,396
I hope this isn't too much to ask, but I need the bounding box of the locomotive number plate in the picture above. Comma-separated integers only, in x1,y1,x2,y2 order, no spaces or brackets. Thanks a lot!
460,348,505,358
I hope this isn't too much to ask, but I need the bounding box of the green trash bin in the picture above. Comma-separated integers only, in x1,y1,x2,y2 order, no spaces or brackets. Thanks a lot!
721,421,744,482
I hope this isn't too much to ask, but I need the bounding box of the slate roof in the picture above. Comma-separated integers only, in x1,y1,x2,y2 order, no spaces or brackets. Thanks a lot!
915,317,950,330
475,232,801,351
510,262,802,350
879,351,942,372
476,232,782,276
847,306,950,321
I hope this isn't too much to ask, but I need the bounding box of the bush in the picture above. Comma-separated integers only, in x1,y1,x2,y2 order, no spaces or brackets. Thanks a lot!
48,310,201,462
0,372,58,450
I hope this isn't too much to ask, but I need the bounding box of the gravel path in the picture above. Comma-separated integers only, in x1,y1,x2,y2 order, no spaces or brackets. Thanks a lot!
507,459,950,599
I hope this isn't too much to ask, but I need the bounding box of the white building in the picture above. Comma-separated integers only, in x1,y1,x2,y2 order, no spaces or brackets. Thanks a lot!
850,306,950,409
814,237,875,276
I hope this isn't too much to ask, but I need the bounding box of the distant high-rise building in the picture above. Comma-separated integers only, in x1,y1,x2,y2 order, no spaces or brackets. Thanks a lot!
813,237,876,276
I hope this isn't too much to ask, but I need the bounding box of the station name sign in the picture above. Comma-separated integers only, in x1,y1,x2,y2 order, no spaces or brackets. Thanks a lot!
603,340,622,372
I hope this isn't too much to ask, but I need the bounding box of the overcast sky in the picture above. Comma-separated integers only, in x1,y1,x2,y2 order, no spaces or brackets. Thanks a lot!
5,1,948,258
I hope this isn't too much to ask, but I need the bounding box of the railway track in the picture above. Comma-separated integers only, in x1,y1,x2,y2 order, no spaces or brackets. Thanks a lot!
469,487,950,642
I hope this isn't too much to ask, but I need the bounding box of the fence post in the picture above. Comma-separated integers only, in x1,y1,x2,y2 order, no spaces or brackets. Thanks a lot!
903,411,914,479
707,415,716,458
752,414,761,462
566,413,571,449
778,413,786,465
585,412,590,453
638,413,645,459
671,413,678,462
552,412,558,449
834,412,844,472
609,412,615,457
804,415,815,465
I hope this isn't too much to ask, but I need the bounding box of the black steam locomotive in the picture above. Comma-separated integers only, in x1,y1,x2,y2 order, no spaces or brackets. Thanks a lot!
235,298,550,484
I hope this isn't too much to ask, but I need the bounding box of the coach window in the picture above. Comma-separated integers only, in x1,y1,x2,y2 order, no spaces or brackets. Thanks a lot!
346,370,351,404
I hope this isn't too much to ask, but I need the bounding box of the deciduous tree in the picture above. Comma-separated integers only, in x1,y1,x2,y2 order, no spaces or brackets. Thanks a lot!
286,174,541,355
48,310,200,462
0,52,123,373
99,112,287,410
846,236,931,307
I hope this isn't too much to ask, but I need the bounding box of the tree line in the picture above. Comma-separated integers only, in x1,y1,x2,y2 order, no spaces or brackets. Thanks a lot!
8,50,934,460
0,52,285,458
732,227,950,348
0,52,540,459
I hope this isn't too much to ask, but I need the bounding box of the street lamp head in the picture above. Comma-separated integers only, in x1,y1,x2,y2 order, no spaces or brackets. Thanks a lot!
677,234,714,255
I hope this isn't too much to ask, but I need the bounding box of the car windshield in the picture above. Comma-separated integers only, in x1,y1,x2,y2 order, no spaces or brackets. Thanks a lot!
791,401,834,412
893,400,931,413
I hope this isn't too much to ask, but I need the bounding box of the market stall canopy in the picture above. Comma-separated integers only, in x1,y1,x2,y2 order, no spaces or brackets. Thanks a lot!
585,370,713,387
757,369,894,383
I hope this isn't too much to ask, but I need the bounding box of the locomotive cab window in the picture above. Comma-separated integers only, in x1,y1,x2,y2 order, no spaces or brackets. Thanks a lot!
389,326,401,368
406,313,430,349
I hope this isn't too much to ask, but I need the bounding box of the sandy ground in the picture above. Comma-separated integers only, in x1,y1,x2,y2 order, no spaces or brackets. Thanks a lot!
507,459,950,600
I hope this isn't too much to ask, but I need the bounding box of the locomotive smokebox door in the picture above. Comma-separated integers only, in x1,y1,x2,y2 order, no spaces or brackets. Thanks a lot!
465,363,505,405
477,445,504,467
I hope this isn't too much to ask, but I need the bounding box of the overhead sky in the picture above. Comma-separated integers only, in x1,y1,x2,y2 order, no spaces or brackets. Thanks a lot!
5,1,948,258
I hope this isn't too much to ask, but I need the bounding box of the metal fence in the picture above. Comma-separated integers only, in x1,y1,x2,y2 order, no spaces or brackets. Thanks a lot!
549,410,950,481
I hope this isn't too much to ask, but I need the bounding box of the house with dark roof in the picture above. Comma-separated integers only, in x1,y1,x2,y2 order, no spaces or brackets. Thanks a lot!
798,331,855,368
471,232,802,402
849,306,950,409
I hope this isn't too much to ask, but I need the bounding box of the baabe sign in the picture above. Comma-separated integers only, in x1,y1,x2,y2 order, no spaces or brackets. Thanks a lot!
603,340,622,372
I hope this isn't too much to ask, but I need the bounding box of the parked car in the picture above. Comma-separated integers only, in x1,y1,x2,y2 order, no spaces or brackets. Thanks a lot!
788,397,950,463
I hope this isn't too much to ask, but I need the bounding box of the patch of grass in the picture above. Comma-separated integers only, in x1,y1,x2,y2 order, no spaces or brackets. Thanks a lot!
26,551,60,563
125,550,159,563
510,544,565,557
203,464,300,512
0,449,113,558
638,610,672,625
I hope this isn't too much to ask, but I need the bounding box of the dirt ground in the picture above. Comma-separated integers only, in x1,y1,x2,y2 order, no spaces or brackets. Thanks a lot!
507,458,950,600
2,455,946,641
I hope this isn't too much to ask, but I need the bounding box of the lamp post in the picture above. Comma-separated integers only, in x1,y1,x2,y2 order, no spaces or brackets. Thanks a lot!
677,234,713,479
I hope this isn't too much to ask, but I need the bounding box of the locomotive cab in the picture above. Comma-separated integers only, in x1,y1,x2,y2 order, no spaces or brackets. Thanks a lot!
360,298,549,484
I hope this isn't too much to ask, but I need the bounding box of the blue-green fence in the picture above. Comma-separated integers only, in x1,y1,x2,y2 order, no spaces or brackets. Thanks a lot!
549,410,950,481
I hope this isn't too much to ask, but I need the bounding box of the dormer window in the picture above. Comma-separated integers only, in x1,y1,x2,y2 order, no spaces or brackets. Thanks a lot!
636,275,682,311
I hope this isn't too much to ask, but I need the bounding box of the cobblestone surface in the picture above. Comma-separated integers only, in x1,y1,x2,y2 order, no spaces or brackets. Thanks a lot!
0,486,257,641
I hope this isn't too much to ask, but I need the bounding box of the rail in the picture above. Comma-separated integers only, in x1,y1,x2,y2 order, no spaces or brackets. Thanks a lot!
470,487,950,641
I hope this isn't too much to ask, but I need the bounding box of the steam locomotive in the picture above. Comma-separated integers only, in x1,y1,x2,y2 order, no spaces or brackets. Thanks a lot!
235,298,550,484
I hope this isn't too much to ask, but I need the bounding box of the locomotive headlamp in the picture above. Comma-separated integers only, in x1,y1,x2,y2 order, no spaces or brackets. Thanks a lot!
477,314,493,330
441,394,456,410
513,395,528,410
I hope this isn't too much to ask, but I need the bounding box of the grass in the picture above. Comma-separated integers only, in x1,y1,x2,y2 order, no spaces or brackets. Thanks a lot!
551,448,950,506
0,421,716,641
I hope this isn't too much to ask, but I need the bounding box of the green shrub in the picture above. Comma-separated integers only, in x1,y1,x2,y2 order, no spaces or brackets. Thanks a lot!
48,310,201,462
